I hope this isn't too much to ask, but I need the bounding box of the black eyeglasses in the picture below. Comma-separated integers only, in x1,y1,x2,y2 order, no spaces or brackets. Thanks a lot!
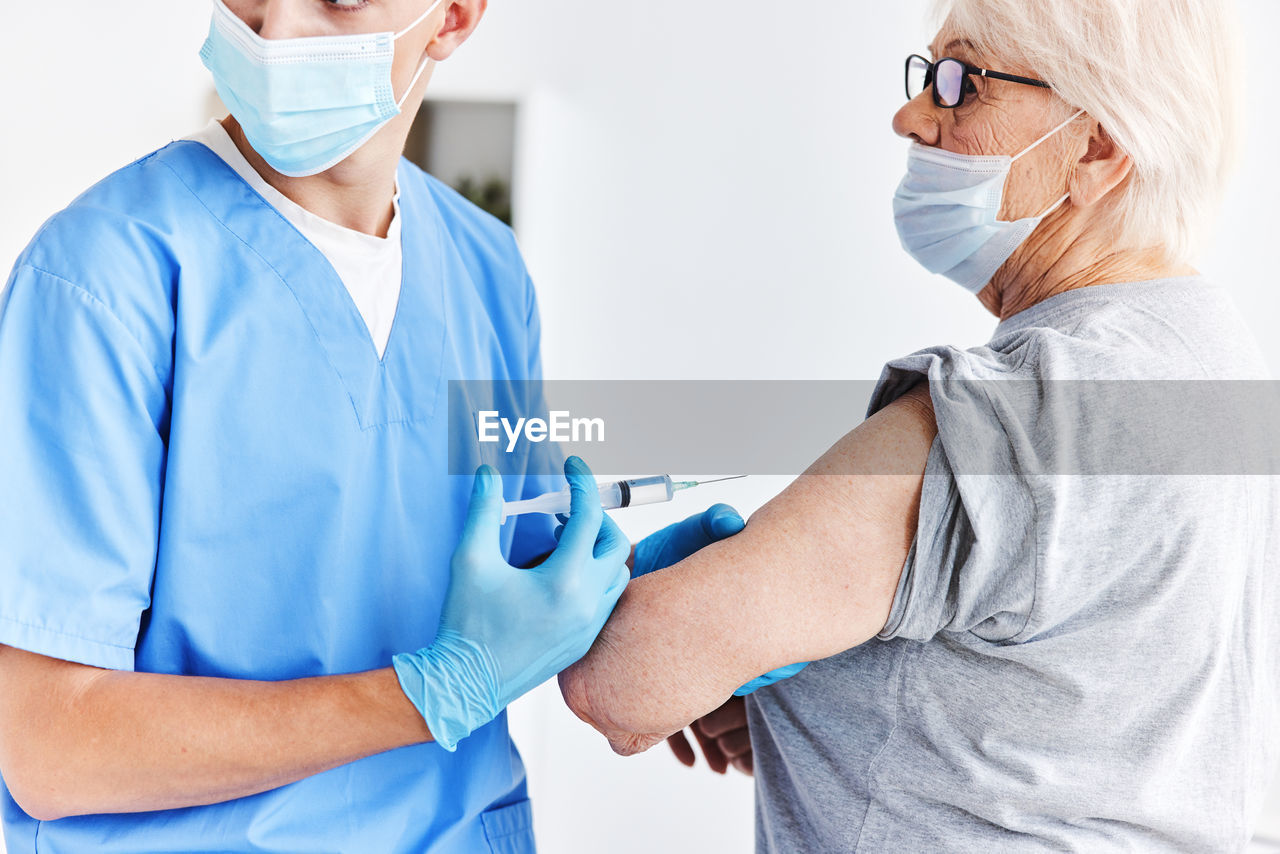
905,54,1050,109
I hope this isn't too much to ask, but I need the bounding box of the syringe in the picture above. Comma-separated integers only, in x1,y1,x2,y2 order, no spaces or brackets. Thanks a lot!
501,475,746,522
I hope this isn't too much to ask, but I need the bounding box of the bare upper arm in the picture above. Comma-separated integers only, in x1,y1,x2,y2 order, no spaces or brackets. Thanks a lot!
739,382,936,655
560,384,937,753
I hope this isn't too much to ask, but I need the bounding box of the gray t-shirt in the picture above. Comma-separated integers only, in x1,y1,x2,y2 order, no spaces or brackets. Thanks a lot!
748,278,1280,852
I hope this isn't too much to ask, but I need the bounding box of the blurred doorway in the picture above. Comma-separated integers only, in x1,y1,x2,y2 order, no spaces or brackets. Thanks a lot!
406,99,517,228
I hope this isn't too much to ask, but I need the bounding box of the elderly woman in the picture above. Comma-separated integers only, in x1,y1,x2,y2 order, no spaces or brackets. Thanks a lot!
560,0,1279,850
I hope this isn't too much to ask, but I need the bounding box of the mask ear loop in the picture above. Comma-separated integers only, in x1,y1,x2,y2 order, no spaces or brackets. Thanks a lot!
1012,108,1087,163
1013,108,1087,218
396,57,436,109
392,0,448,110
395,0,447,40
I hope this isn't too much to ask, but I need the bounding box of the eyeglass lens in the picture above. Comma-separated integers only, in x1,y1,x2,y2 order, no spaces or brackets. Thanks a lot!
933,59,965,107
906,55,967,107
906,55,930,101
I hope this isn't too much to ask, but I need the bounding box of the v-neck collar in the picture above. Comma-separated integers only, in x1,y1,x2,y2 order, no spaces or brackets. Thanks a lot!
162,142,446,430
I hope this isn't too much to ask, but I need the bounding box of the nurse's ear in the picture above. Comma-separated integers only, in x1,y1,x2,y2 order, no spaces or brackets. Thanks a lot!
426,0,487,63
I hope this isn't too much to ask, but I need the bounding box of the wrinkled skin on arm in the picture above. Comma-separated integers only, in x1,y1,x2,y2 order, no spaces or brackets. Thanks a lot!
559,385,937,755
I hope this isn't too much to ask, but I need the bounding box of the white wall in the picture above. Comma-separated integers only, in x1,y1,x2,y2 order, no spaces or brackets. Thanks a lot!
2,3,1278,852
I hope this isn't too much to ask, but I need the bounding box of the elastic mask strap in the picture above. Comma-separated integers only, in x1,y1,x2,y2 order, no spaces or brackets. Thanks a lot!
1037,191,1072,220
392,0,446,109
1012,108,1087,163
395,0,446,40
396,57,435,109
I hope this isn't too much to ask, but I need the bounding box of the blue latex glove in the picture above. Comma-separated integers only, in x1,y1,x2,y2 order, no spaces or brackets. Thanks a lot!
631,503,746,579
393,457,630,751
733,661,810,696
631,504,810,696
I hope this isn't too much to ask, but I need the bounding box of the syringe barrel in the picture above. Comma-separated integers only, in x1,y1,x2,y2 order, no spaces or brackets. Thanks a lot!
617,475,674,508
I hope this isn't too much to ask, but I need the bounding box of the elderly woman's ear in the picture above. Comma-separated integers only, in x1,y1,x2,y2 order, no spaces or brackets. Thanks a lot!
1068,122,1133,210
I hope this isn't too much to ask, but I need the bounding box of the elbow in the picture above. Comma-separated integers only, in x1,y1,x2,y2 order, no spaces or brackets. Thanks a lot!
19,799,71,824
0,704,90,818
0,647,107,821
558,658,609,733
558,655,644,736
3,763,73,822
4,739,135,822
1,727,81,821
558,658,672,757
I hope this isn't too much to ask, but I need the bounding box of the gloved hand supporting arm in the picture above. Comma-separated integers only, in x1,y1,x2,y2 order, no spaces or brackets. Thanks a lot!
394,457,630,750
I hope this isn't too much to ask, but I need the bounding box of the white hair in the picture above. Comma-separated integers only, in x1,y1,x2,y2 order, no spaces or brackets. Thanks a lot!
933,0,1244,264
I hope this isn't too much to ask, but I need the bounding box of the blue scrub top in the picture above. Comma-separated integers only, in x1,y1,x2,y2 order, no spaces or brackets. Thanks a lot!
0,141,559,853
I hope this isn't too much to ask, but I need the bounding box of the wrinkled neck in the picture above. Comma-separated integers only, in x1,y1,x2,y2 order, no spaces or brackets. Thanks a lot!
979,219,1196,319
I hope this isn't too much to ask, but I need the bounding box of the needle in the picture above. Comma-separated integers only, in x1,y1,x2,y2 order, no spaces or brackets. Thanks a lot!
671,475,748,491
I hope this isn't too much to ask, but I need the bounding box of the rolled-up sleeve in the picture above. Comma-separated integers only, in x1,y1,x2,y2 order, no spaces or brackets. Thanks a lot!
869,345,1041,645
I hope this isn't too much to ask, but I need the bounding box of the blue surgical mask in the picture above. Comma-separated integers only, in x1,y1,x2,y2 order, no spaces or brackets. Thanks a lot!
892,109,1086,294
200,0,444,178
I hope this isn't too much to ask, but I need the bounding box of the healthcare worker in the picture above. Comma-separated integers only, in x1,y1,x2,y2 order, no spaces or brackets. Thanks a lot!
0,2,745,852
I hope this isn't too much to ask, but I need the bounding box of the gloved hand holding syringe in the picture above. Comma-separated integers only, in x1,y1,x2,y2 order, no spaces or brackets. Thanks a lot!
501,475,746,522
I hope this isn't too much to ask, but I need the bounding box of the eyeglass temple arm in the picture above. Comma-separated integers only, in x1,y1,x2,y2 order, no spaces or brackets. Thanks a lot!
967,64,1052,89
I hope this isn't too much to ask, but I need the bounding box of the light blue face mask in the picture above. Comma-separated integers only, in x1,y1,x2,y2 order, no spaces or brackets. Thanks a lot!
892,109,1086,294
200,0,444,178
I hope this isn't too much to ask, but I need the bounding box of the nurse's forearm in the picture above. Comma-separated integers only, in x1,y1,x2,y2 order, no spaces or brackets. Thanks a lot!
0,645,431,821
